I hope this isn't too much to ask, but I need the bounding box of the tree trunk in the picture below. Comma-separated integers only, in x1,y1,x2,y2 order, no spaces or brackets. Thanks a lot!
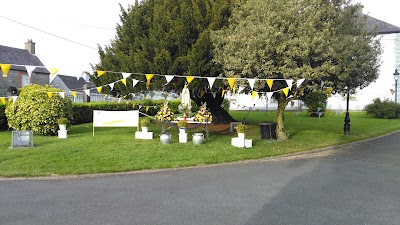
191,90,235,124
275,95,289,141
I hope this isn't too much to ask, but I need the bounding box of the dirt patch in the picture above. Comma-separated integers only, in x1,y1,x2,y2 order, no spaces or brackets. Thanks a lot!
208,123,231,133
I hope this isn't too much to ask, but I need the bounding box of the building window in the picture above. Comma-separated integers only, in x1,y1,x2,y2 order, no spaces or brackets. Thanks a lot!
22,74,30,86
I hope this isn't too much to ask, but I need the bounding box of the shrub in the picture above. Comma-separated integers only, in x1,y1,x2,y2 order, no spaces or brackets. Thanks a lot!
0,104,7,129
365,98,400,119
140,118,151,127
236,124,247,133
5,84,73,135
177,120,187,128
57,117,69,125
302,90,328,117
221,98,230,112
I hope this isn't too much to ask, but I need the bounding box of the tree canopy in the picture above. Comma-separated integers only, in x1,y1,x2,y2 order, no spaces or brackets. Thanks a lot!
211,0,382,139
92,0,234,97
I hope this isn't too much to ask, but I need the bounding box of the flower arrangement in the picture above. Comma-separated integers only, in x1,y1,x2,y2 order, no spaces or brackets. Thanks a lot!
193,103,212,123
177,120,187,128
156,101,174,122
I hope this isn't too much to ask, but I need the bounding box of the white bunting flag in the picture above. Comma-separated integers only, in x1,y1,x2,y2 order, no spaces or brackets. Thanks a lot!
266,92,273,102
122,72,131,79
296,79,305,88
84,89,90,97
109,82,115,90
59,92,65,98
320,80,325,88
286,79,293,90
207,77,216,88
165,75,174,84
25,66,36,77
237,86,244,94
132,79,139,88
247,78,256,90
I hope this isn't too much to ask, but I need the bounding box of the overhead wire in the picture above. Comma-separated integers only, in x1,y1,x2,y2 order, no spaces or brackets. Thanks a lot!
0,15,98,50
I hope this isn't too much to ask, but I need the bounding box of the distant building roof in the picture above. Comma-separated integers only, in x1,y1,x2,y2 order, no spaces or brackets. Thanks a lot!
55,74,95,91
0,45,49,74
365,15,400,35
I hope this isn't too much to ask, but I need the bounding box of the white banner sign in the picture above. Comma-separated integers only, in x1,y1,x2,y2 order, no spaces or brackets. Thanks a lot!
93,110,139,135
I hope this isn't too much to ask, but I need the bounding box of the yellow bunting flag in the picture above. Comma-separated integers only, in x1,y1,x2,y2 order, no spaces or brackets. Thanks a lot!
232,86,236,94
200,90,205,98
0,64,11,77
47,92,53,98
71,91,77,98
97,87,103,93
266,79,274,89
145,74,154,85
0,97,6,105
97,70,106,77
282,87,289,97
49,68,59,76
122,78,127,86
222,89,226,97
186,76,195,84
146,106,149,112
227,78,235,90
326,87,333,94
163,93,169,99
132,103,136,108
252,91,258,100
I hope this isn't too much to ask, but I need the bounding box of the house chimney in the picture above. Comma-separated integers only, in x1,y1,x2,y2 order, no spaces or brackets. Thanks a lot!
25,39,35,54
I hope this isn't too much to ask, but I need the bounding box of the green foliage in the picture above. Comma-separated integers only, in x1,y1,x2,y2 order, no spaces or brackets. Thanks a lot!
302,90,329,117
0,104,7,129
57,117,69,125
5,84,73,135
71,100,199,125
177,120,188,128
236,124,246,133
365,98,400,119
211,0,381,138
93,0,235,96
140,118,151,127
221,98,230,112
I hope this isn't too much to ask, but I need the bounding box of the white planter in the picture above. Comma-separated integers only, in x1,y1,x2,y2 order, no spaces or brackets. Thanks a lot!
237,133,245,139
179,128,186,134
59,124,67,131
142,127,148,133
179,133,188,143
58,130,68,138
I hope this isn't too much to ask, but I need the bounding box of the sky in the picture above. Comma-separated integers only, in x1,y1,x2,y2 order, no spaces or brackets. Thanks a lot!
0,0,400,78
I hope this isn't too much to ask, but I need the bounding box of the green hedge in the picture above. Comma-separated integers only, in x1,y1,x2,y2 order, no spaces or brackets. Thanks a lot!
365,98,400,119
0,104,7,129
71,99,198,125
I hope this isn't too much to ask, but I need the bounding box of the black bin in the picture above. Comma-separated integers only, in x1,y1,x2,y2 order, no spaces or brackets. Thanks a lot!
259,122,277,140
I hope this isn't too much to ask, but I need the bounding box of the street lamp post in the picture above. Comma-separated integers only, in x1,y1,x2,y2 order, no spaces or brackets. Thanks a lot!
394,69,399,103
344,87,351,135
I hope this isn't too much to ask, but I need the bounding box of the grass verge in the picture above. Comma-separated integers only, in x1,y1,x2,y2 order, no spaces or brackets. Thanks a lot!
0,111,399,177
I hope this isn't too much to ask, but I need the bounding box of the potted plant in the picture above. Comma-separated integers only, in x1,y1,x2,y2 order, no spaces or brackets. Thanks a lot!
177,120,187,134
140,118,151,133
236,124,247,139
57,117,69,131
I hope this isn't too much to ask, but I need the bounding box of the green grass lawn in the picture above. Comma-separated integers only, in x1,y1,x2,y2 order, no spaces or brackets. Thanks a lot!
0,111,399,177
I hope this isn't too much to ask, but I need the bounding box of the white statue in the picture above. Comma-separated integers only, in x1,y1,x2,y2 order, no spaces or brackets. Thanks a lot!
180,83,192,117
181,83,191,109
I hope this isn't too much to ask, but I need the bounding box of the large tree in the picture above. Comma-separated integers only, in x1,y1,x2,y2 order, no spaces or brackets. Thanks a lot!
92,0,236,123
211,0,381,140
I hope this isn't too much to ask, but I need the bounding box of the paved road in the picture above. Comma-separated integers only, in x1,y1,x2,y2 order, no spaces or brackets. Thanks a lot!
1,131,400,225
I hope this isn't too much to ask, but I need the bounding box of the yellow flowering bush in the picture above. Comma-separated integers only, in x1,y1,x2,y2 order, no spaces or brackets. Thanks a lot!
156,101,174,122
193,103,212,123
